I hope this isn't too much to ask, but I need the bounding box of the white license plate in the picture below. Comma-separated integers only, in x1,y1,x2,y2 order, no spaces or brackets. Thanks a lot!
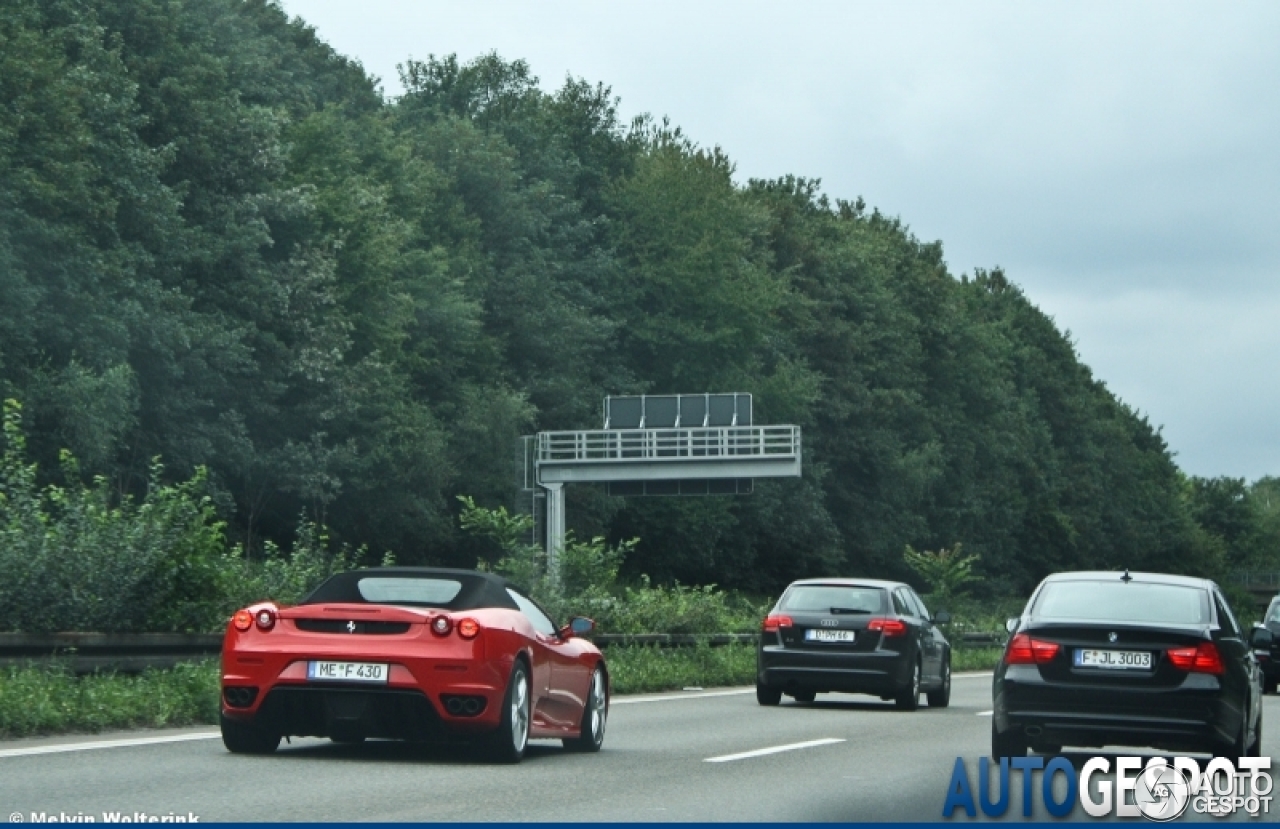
307,660,389,683
805,629,856,643
1073,649,1151,670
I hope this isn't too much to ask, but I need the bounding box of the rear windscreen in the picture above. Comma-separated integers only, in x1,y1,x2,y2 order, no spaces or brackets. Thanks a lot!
356,577,461,605
1031,581,1211,625
301,570,517,611
780,586,885,614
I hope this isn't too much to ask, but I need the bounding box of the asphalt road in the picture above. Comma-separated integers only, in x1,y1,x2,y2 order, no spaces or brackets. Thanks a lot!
2,675,1276,822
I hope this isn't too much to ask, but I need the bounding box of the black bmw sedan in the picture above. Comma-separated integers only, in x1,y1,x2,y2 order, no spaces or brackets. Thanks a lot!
992,571,1271,758
756,578,951,711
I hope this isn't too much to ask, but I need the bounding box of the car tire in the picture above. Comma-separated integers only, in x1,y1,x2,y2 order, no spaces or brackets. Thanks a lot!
220,713,280,755
926,653,951,709
991,721,1028,759
563,666,608,753
1244,704,1262,758
791,690,816,703
482,660,531,764
894,658,921,711
756,682,782,706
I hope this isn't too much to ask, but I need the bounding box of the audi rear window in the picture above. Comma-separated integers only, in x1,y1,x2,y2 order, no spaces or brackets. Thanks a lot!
1031,581,1211,625
781,586,885,614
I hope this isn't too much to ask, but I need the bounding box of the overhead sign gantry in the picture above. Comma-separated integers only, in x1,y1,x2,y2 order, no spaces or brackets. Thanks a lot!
526,394,802,576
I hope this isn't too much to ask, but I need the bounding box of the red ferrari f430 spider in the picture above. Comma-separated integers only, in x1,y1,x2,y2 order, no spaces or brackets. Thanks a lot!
220,567,609,762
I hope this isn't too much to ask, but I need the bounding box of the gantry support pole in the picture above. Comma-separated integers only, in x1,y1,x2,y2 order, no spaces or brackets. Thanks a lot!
541,482,565,583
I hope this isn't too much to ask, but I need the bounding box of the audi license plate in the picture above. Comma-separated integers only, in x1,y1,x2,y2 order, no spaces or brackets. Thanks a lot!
307,660,389,683
1073,649,1151,670
805,629,855,643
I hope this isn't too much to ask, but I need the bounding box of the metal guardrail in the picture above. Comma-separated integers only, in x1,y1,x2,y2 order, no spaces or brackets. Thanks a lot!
535,425,800,465
1233,571,1280,589
0,633,222,673
0,630,1006,672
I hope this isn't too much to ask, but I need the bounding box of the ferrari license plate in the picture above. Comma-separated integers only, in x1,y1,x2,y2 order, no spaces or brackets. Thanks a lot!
1073,649,1151,670
307,660,389,683
805,629,856,643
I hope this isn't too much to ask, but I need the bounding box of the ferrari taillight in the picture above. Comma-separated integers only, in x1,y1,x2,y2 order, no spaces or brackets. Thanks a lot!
254,608,276,631
762,614,793,632
1167,642,1224,674
431,615,453,636
232,609,252,632
867,618,908,637
458,618,480,639
1005,633,1060,665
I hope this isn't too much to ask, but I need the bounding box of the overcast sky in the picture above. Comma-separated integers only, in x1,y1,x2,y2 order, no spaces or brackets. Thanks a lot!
282,0,1279,481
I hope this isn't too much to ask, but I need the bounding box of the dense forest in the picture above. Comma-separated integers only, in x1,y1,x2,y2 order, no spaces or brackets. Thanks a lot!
2,0,1277,599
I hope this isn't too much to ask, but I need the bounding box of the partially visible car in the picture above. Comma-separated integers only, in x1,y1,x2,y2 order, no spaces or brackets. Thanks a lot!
756,578,951,710
992,570,1270,758
1258,593,1280,694
220,567,608,763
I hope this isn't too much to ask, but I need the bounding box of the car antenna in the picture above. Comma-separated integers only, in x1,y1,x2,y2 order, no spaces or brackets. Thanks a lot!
1120,569,1132,583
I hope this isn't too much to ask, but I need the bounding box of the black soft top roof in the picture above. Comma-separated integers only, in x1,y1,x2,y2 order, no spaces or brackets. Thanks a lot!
300,567,520,611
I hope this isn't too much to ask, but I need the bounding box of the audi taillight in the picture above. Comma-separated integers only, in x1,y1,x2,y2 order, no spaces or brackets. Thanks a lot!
867,618,908,637
232,609,252,632
457,618,480,639
762,614,793,632
1005,633,1060,665
1167,642,1224,674
431,615,453,636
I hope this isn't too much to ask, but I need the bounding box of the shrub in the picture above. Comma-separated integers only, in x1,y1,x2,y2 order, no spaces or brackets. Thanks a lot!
0,400,227,633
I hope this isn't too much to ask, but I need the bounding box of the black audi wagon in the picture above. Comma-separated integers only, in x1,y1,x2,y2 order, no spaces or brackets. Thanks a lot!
992,570,1271,758
756,578,952,710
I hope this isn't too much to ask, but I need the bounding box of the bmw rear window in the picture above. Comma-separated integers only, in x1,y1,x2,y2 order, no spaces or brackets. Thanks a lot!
1031,581,1211,625
781,586,885,614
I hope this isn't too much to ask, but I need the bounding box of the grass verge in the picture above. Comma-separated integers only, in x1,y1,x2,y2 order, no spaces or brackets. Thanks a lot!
952,647,1003,673
604,642,756,695
0,661,220,739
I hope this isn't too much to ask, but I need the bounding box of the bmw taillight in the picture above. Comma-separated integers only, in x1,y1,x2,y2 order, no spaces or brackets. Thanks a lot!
232,609,253,632
1167,642,1224,674
867,618,908,637
431,615,453,636
762,614,793,632
254,608,276,631
457,618,480,639
1005,633,1060,664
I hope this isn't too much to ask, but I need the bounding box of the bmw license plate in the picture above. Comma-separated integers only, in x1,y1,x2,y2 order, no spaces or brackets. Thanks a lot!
307,660,389,683
1073,649,1151,670
805,629,855,643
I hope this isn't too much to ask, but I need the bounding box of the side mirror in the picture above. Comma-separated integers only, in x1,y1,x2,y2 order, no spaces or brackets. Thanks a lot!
932,611,951,625
1250,626,1274,649
560,616,595,639
1006,617,1020,634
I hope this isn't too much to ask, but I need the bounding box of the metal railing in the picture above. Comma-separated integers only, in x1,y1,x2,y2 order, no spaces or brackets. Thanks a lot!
1233,571,1280,589
535,425,800,465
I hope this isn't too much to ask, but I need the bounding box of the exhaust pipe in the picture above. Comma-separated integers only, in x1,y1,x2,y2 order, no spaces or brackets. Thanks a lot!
462,698,481,715
445,697,464,715
1024,725,1043,737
